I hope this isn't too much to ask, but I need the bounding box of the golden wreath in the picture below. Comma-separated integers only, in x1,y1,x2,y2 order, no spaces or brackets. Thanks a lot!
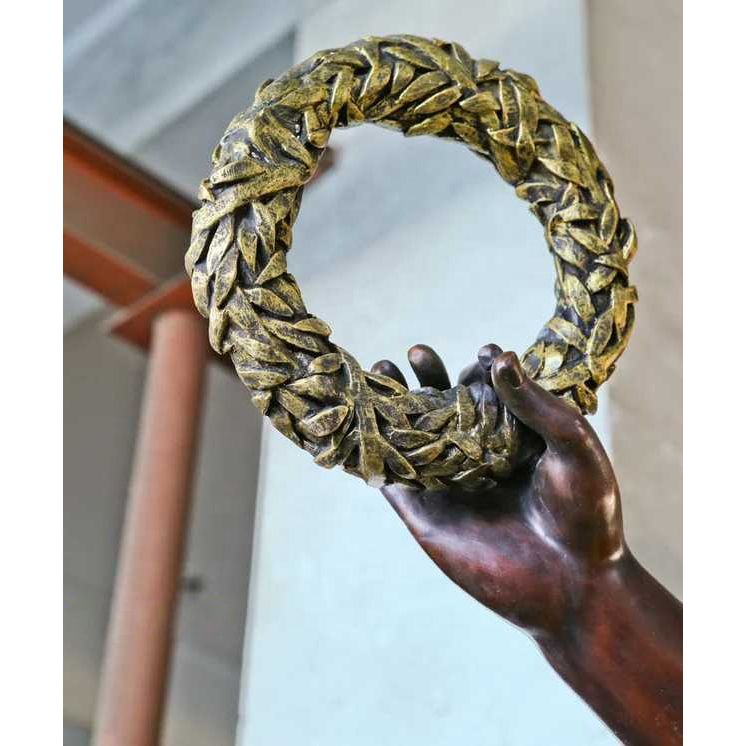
186,35,638,490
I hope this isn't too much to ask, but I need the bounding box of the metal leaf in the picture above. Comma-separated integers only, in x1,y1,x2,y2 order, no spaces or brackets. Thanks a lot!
190,265,210,317
586,266,617,293
413,86,462,115
237,224,258,271
414,405,457,432
386,428,438,449
185,229,210,275
214,246,238,307
390,61,415,95
568,226,607,255
538,157,584,185
278,84,328,112
330,67,354,120
553,238,589,270
237,367,290,390
537,363,591,392
210,158,265,187
293,317,332,336
208,306,229,352
364,372,408,394
406,438,448,465
459,91,499,113
546,317,587,350
563,273,595,323
620,219,639,263
250,390,272,415
595,252,629,273
298,404,350,438
542,342,566,375
255,250,287,285
588,307,614,357
599,201,619,245
397,71,450,105
244,287,293,317
384,45,438,70
407,113,451,136
287,374,338,401
206,215,234,274
357,61,391,110
267,276,305,314
276,389,311,419
308,353,343,374
238,337,294,365
456,385,476,431
448,432,482,461
264,319,328,352
557,204,599,223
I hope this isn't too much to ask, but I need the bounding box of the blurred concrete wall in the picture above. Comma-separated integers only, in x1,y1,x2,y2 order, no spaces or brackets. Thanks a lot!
588,0,682,598
64,312,262,745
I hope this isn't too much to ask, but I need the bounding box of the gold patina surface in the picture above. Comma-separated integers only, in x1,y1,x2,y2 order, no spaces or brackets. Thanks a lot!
186,35,638,490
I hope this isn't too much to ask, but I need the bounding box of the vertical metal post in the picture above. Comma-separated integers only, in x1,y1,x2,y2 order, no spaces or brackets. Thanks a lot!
93,311,207,746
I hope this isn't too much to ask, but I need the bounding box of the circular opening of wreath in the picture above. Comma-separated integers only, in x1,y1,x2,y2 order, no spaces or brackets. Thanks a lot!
185,34,638,491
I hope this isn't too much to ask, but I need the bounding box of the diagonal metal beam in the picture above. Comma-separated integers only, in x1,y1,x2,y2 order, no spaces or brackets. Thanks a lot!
64,229,156,307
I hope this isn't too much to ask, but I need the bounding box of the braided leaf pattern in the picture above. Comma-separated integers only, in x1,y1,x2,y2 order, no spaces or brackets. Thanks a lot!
186,35,637,490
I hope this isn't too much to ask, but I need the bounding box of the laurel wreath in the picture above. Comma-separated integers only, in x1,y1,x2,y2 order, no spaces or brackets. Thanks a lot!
185,35,638,490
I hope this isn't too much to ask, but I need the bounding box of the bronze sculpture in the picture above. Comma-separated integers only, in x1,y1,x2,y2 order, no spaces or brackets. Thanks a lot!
186,35,637,490
378,344,682,745
185,34,681,745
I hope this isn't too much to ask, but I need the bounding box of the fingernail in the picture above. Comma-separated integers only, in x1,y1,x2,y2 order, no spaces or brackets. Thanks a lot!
478,343,503,369
408,344,429,362
495,357,523,388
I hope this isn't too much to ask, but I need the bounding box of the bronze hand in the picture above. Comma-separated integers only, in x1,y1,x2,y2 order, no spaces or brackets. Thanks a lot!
373,344,682,746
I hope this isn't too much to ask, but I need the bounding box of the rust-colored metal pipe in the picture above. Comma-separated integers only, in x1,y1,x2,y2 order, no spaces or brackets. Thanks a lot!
93,310,207,746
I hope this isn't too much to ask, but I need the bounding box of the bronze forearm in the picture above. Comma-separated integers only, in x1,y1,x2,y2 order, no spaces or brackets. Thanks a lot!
537,550,682,745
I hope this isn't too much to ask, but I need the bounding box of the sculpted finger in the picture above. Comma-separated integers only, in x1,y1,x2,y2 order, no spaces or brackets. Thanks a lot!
457,361,483,386
371,359,409,388
490,351,599,456
408,344,451,390
478,343,503,371
459,343,503,385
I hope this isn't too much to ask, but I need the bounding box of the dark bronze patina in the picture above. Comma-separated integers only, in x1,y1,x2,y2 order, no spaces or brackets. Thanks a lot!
376,344,682,746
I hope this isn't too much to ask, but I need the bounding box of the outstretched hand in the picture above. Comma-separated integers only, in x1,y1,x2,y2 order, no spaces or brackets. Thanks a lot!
374,344,682,746
375,343,622,637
